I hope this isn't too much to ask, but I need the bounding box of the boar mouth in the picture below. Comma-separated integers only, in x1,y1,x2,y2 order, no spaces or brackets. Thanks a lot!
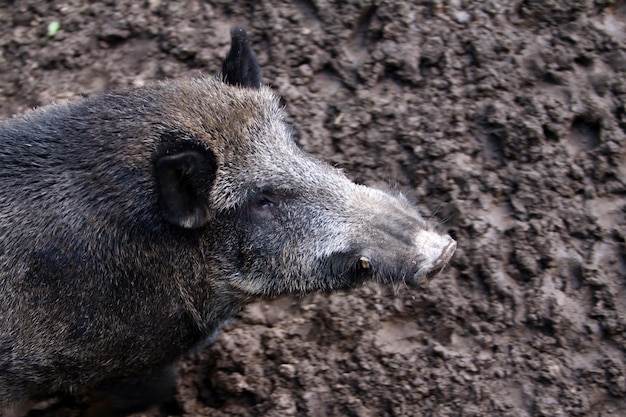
348,255,376,285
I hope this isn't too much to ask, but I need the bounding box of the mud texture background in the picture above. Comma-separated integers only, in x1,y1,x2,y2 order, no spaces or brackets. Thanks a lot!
1,1,626,416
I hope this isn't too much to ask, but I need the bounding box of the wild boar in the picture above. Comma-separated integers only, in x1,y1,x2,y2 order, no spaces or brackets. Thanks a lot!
0,28,455,415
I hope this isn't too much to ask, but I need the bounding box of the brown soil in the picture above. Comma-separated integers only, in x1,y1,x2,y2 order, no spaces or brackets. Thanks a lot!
1,1,625,416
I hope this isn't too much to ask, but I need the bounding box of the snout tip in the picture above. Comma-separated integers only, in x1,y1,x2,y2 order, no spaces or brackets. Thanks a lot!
419,235,456,285
435,238,457,270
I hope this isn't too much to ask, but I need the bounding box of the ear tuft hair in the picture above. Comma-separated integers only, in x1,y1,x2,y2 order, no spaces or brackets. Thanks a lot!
221,27,262,89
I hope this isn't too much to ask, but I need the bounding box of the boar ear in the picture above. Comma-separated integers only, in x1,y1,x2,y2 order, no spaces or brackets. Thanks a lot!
221,27,262,89
155,150,217,229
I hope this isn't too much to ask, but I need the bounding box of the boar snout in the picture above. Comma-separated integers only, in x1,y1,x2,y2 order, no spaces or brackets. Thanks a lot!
414,230,457,283
344,190,456,288
354,229,456,288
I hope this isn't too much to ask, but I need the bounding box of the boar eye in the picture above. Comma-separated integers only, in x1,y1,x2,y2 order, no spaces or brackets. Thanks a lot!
255,194,276,209
249,193,278,220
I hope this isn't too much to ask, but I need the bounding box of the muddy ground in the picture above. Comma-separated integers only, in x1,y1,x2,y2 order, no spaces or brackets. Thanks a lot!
1,0,625,416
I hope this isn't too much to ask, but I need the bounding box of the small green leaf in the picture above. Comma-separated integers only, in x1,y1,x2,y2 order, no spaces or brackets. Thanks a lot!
47,21,61,38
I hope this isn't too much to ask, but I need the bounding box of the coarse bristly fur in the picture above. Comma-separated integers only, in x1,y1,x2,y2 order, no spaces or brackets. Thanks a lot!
0,27,455,415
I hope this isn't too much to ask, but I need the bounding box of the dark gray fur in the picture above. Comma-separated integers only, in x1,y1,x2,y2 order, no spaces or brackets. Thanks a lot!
0,28,455,414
